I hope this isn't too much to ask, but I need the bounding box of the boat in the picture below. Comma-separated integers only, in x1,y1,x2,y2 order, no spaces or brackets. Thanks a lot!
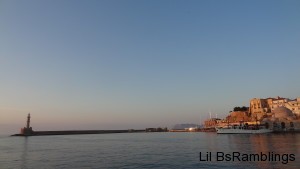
215,124,273,134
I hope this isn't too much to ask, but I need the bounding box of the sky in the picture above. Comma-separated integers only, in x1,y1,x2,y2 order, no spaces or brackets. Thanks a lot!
1,0,300,134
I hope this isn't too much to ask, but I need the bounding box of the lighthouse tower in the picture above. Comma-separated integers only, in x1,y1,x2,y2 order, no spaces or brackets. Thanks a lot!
26,113,31,128
20,113,33,136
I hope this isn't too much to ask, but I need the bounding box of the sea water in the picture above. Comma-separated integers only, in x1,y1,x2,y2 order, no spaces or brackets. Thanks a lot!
0,132,299,169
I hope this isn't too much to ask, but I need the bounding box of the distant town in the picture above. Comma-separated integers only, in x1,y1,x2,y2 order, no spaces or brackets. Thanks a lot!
179,96,300,132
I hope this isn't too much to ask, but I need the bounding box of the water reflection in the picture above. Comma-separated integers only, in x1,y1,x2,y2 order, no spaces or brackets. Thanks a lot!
20,137,28,169
1,133,299,169
220,133,300,169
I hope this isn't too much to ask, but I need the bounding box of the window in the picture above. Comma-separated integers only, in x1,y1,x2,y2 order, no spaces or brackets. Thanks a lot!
281,122,285,129
265,123,269,129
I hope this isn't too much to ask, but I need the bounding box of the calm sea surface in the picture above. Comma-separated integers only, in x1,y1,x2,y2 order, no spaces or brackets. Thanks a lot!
0,132,299,169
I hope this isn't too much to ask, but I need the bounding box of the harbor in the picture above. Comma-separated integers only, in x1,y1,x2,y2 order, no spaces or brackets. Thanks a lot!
12,96,300,137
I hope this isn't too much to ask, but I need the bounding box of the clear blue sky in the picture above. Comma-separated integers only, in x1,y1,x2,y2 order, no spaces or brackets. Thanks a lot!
1,0,300,134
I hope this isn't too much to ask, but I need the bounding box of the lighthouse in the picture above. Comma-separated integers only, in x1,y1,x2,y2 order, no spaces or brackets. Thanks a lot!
20,113,33,136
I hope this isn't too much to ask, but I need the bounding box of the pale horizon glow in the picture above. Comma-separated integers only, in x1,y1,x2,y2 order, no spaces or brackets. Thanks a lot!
1,0,300,135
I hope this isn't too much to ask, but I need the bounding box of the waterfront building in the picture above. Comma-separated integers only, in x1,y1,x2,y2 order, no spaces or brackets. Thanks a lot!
262,107,300,131
204,118,221,128
249,96,300,120
249,98,269,120
270,96,289,111
285,98,300,117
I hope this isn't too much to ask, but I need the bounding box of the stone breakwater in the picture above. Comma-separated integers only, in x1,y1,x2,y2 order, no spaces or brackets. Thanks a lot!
11,129,146,136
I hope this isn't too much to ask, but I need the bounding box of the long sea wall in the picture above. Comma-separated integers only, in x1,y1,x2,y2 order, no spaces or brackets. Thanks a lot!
11,129,145,136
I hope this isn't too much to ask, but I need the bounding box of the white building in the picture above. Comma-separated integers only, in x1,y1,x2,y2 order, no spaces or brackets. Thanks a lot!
285,98,300,117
